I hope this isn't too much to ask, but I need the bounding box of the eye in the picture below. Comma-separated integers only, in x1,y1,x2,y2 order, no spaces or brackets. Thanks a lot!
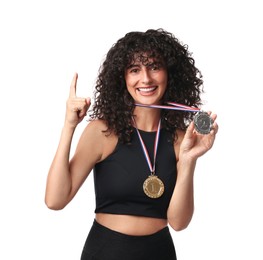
149,64,161,71
127,66,140,74
130,68,138,73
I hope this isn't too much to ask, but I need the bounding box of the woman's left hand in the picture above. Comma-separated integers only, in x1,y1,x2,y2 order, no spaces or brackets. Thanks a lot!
179,112,218,160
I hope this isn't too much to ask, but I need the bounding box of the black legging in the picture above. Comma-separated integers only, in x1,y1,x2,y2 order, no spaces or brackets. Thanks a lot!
81,220,177,260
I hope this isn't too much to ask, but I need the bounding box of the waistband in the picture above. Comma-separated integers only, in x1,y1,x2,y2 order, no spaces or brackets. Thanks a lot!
92,219,170,242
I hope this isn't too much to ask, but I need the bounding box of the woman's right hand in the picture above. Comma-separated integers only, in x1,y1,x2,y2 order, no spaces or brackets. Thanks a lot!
65,73,91,128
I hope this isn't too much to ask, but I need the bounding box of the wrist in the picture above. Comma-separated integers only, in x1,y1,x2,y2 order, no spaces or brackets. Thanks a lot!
63,120,78,131
62,121,77,136
177,156,197,176
178,152,198,165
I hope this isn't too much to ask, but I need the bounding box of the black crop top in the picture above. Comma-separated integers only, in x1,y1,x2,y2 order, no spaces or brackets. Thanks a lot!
93,128,177,219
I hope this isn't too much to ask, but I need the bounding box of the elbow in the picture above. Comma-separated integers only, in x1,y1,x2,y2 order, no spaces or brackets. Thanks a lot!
44,196,67,211
167,214,193,232
168,220,190,232
45,203,65,211
167,206,194,232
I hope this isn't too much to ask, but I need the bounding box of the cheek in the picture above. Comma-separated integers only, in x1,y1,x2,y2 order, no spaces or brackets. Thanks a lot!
125,76,139,94
163,75,168,90
153,70,168,84
162,72,168,84
126,85,136,97
125,75,135,87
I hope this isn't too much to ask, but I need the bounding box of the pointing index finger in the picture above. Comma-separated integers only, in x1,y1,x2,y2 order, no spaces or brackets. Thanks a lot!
69,73,78,97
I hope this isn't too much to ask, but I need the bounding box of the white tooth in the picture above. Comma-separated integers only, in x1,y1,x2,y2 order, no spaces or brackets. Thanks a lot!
139,87,155,92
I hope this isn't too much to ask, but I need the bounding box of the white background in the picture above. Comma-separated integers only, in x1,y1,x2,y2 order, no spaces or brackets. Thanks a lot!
0,0,262,259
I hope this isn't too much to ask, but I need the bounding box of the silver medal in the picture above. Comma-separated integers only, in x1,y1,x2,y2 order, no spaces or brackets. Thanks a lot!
194,111,213,134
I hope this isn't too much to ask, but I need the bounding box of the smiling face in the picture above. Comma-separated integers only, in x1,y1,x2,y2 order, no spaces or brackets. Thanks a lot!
125,55,168,105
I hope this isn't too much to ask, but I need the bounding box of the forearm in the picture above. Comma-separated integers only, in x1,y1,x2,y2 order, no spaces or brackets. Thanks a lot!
45,124,76,210
167,157,196,231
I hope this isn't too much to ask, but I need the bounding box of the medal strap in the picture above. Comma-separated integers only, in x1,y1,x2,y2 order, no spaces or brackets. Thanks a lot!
135,102,213,135
135,101,200,112
132,117,161,175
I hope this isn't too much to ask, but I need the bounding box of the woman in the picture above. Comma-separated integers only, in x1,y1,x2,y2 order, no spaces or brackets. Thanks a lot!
45,28,218,260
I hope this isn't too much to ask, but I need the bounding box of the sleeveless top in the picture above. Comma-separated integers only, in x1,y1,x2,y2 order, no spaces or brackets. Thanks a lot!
93,128,177,219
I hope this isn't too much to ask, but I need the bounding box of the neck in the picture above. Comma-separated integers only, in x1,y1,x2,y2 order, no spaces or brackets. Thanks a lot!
133,107,161,132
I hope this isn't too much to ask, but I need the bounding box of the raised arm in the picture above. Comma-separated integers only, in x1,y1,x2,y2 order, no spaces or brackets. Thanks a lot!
45,73,92,210
167,113,218,231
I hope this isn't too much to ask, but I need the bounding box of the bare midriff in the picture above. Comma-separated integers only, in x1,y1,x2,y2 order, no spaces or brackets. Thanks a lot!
95,213,168,236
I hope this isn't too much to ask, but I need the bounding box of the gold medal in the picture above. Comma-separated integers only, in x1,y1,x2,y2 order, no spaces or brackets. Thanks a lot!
133,118,165,199
143,175,164,199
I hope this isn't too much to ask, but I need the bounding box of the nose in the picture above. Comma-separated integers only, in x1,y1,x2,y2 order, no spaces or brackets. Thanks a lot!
141,68,153,85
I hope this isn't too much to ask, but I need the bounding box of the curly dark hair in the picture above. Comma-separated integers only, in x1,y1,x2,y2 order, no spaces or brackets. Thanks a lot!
89,28,203,143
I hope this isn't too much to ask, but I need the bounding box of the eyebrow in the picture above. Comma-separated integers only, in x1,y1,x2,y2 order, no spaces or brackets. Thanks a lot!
126,64,140,69
126,61,160,70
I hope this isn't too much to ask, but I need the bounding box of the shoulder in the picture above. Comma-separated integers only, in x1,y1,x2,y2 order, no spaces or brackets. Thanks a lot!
80,119,118,162
173,129,186,161
84,119,108,134
176,129,185,142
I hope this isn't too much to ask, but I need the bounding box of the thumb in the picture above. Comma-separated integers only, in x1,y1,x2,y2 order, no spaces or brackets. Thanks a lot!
86,97,91,105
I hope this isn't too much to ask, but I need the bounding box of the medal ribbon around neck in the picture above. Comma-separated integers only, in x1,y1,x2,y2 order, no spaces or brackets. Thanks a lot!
132,117,165,199
135,102,213,135
135,101,199,112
